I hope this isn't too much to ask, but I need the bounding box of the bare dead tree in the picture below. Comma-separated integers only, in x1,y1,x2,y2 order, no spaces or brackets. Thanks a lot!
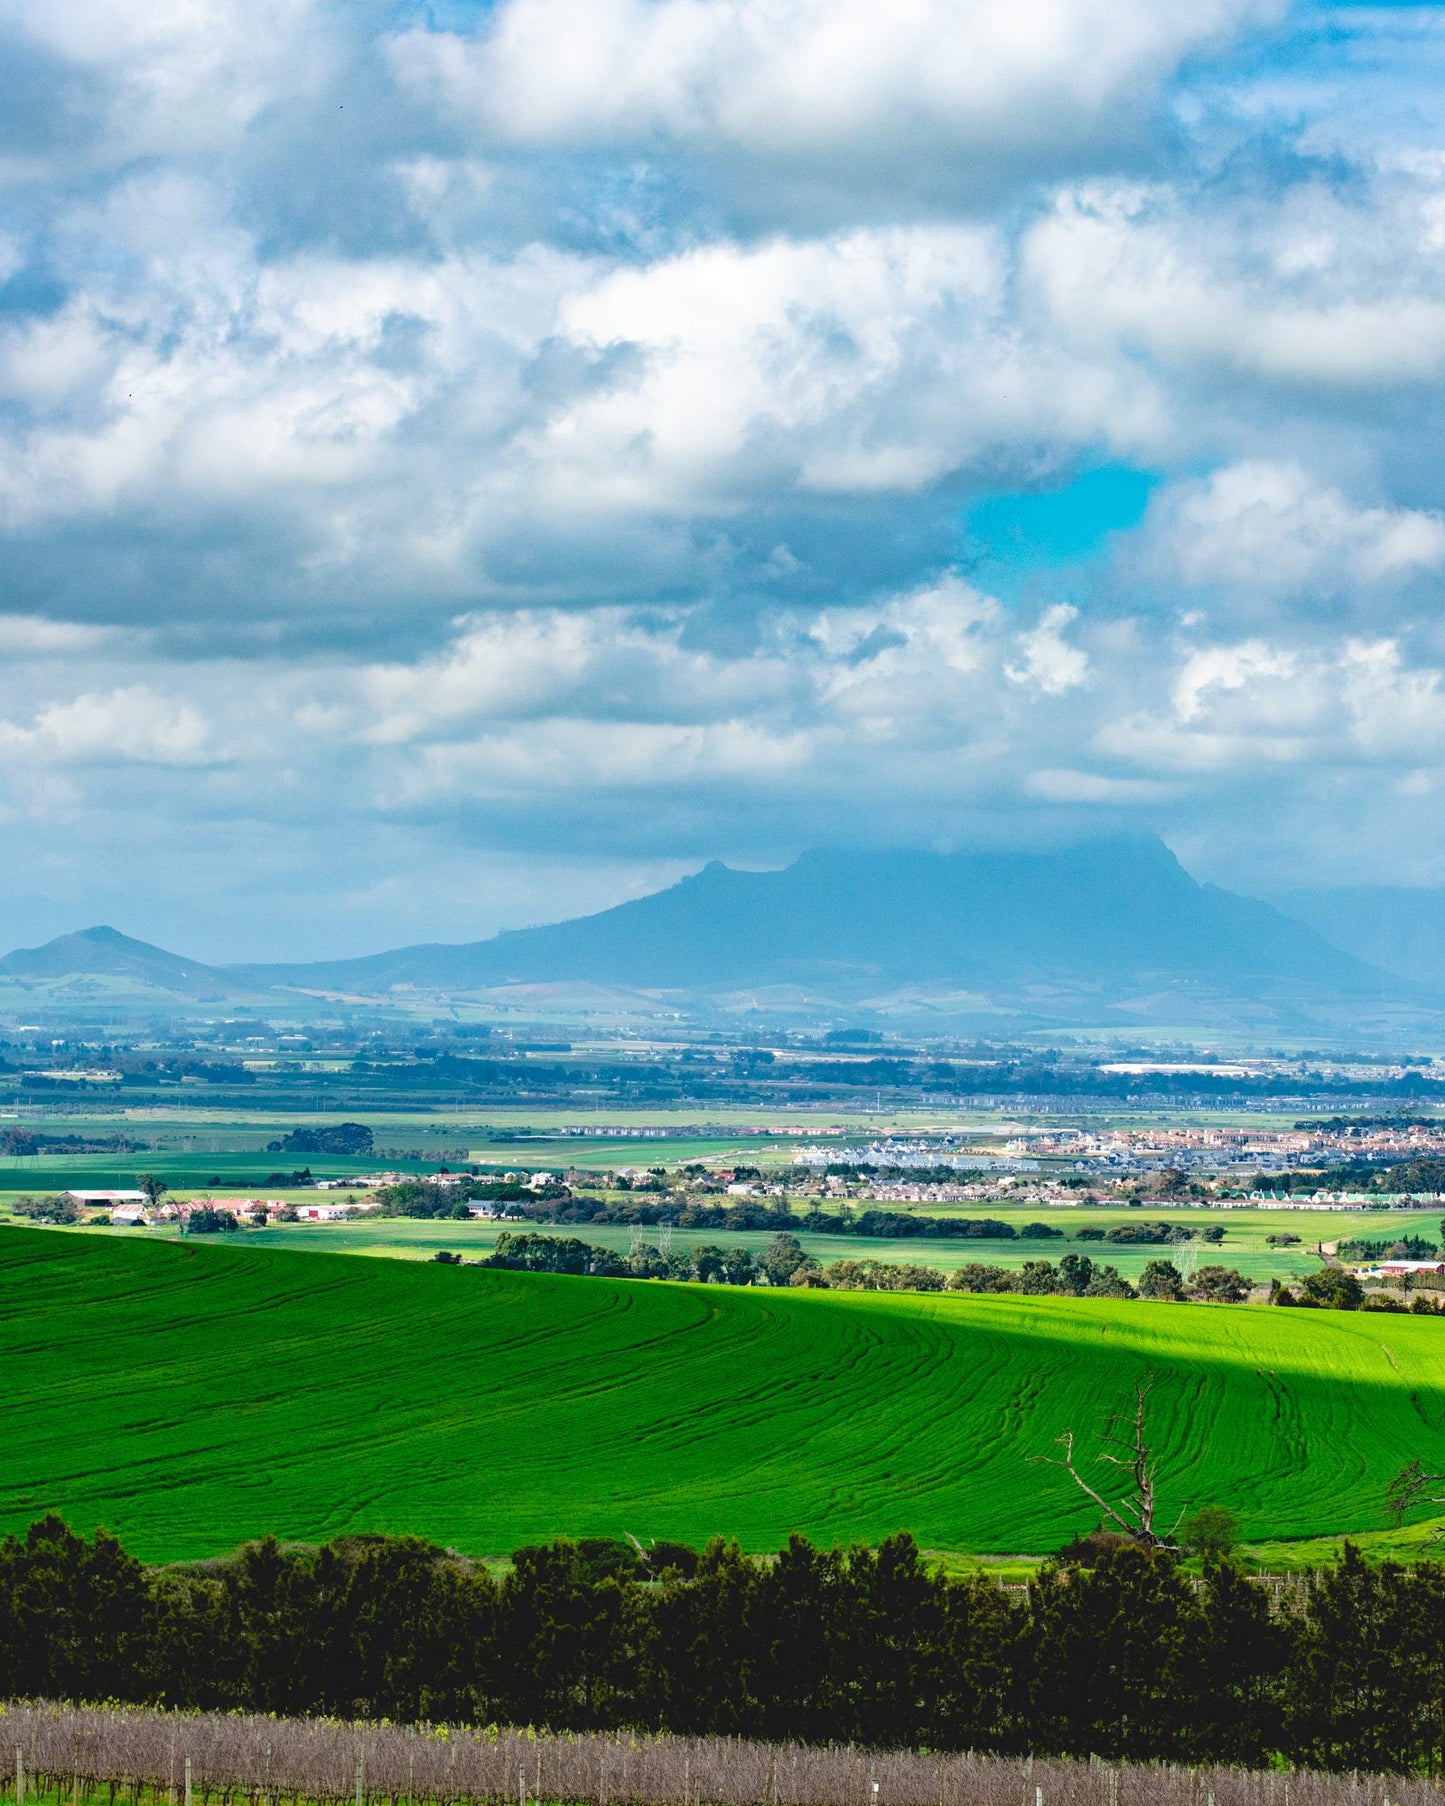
1386,1459,1445,1530
1032,1375,1179,1547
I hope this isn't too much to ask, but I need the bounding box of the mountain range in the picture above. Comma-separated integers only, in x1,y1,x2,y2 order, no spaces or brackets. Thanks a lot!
0,835,1432,1031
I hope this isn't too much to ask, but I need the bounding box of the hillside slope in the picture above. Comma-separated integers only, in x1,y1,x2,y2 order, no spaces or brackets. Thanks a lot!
0,925,246,1000
0,1227,1437,1562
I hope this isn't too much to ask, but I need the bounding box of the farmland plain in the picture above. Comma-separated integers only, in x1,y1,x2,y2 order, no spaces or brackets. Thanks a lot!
71,1202,1444,1285
3,1224,1444,1567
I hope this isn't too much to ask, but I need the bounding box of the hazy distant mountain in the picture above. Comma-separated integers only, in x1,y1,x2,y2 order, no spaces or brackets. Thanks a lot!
233,836,1392,1014
0,926,244,1001
1271,887,1445,989
2,841,1420,1027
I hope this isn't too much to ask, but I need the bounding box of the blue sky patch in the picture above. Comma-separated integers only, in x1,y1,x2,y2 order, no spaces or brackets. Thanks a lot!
962,467,1158,587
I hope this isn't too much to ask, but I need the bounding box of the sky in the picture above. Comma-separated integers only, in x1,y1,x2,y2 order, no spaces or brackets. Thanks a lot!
3,0,1445,958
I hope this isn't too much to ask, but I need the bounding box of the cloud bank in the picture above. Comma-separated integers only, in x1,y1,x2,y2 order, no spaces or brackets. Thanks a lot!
1,0,1444,955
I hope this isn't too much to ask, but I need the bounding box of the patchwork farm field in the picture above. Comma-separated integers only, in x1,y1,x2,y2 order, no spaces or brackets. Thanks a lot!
3,1226,1445,1566
132,1202,1444,1285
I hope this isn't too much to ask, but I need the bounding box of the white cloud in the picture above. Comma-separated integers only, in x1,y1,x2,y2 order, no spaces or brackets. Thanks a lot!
0,0,335,166
0,205,1164,564
1339,638,1445,758
1006,603,1089,694
0,687,212,765
1025,177,1445,388
9,0,1445,933
1172,641,1299,725
1148,463,1445,593
1025,768,1171,802
529,228,1154,511
392,0,1281,178
0,616,119,654
393,718,815,804
1095,635,1445,777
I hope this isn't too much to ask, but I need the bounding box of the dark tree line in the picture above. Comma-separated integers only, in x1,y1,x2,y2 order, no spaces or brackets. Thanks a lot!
1253,1159,1445,1196
7,1518,1445,1773
474,1231,1255,1303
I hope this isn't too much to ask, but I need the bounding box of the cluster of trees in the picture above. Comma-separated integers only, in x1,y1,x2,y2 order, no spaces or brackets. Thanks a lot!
384,1182,1048,1240
266,1123,374,1156
1268,1269,1438,1311
1338,1234,1438,1261
9,1193,81,1225
802,1209,1020,1240
114,1058,255,1088
8,1516,1445,1772
481,1231,805,1287
0,1129,145,1155
185,1205,241,1234
1253,1159,1445,1196
471,1231,1262,1303
947,1257,1251,1302
1076,1220,1226,1246
446,1184,1237,1251
454,1227,1445,1313
380,1178,574,1221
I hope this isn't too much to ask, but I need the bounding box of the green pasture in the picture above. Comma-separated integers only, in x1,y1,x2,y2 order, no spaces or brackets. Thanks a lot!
79,1201,1444,1285
0,1152,425,1193
475,1136,797,1168
0,1101,833,1186
228,1214,1324,1283
3,1224,1445,1566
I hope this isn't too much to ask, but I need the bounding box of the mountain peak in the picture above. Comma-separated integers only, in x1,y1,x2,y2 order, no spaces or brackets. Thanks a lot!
0,925,239,998
227,834,1392,1023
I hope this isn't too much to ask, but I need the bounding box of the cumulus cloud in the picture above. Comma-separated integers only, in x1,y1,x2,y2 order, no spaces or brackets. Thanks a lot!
1024,174,1445,389
0,686,212,765
1006,604,1090,694
533,227,1160,507
1146,463,1445,594
391,0,1283,201
4,0,1445,940
0,0,336,170
1097,634,1445,777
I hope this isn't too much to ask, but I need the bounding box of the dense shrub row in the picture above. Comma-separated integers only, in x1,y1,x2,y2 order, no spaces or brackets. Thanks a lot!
6,1519,1445,1773
475,1231,1256,1302
1252,1159,1445,1196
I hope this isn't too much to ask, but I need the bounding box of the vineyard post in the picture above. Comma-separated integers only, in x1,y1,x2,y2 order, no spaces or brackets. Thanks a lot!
185,1760,193,1806
356,1760,364,1806
16,1746,23,1806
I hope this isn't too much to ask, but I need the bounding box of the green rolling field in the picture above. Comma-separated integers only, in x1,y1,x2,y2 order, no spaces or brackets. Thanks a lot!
4,1225,1445,1567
